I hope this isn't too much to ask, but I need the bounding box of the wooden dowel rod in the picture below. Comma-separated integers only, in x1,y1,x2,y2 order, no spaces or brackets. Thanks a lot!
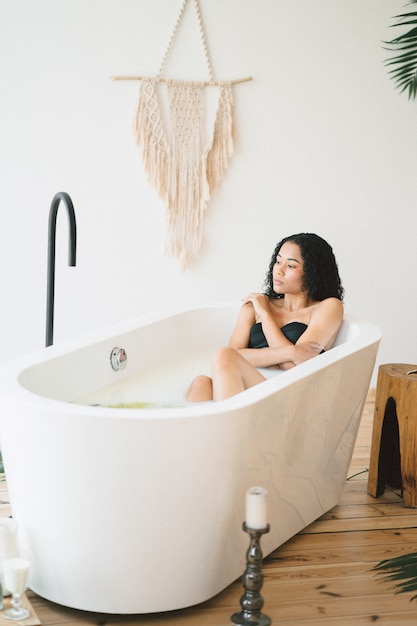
109,75,252,86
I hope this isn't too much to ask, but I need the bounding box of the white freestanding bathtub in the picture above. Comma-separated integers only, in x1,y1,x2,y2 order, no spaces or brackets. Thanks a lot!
0,304,381,614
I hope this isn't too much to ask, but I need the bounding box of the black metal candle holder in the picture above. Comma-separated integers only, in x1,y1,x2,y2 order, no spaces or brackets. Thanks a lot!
231,522,271,626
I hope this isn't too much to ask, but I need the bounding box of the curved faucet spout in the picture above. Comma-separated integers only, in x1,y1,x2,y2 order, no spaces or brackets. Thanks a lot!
46,192,77,347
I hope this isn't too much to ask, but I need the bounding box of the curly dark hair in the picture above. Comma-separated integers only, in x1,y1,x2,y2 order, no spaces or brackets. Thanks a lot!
263,233,344,302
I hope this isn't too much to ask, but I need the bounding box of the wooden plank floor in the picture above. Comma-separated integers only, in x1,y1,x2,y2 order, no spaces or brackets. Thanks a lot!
2,390,417,625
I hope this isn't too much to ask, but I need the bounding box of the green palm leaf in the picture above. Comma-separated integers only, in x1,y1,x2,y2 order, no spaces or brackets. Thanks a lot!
384,1,417,99
373,552,417,601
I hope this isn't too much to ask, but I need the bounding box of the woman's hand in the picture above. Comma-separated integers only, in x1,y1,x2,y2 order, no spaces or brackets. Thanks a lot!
273,342,324,370
242,293,271,321
291,341,324,363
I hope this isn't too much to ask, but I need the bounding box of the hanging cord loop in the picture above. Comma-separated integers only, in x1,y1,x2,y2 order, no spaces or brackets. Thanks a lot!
110,0,252,85
157,0,214,81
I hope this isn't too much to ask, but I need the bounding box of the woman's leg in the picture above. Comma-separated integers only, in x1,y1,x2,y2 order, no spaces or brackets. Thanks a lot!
211,347,265,400
186,375,213,402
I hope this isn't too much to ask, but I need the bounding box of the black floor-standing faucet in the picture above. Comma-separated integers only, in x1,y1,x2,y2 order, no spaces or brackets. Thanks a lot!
45,192,77,347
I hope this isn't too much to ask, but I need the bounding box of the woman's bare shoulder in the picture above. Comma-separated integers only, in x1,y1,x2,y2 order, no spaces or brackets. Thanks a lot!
309,298,344,330
315,297,344,314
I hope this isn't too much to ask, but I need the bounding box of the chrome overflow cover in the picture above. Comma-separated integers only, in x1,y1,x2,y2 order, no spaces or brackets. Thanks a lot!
110,347,127,371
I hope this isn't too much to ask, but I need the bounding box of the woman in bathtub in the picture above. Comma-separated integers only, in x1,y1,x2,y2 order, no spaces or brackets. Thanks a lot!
186,232,344,402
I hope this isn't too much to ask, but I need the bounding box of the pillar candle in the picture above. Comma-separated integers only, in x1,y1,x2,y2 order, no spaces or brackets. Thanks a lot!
246,486,268,529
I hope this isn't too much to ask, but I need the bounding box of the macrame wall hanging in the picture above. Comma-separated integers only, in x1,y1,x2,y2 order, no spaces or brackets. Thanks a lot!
111,0,251,269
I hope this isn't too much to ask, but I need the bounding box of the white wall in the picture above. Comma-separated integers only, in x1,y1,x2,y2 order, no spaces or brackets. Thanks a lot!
0,0,416,385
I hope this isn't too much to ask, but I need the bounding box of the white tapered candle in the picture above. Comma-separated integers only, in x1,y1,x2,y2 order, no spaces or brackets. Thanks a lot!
246,486,268,529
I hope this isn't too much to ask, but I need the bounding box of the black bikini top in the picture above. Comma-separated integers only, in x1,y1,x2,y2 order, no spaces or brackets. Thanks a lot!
248,321,308,349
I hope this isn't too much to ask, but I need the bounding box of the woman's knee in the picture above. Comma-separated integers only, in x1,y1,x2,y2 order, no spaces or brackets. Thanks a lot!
186,375,213,402
212,346,240,371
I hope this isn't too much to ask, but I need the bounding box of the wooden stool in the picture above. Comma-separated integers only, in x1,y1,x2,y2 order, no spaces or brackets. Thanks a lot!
368,364,417,507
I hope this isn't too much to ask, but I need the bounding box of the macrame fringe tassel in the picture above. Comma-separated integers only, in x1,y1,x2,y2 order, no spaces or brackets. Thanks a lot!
134,79,170,204
205,83,234,194
165,156,211,269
